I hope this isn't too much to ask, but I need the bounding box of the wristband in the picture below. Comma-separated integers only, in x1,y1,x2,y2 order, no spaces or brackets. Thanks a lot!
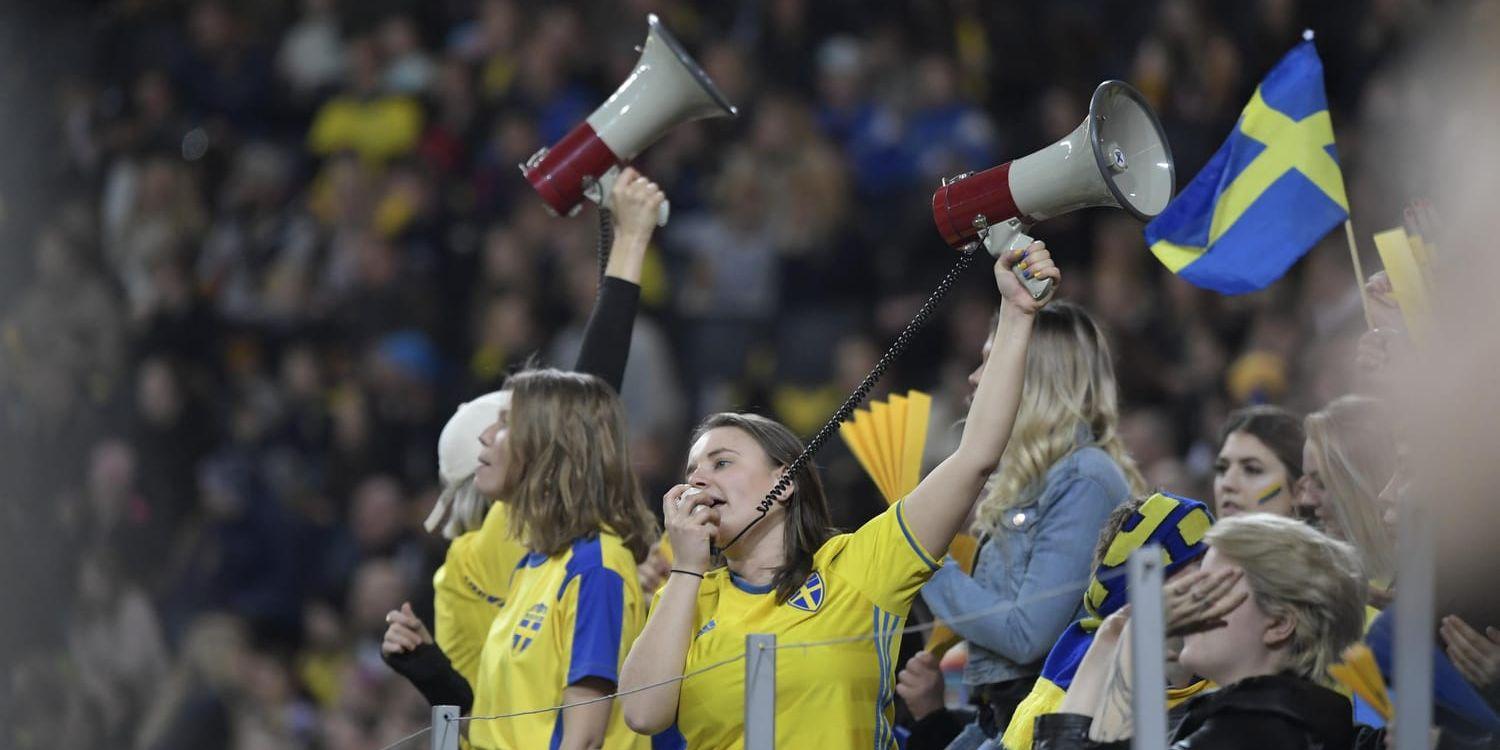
670,569,705,579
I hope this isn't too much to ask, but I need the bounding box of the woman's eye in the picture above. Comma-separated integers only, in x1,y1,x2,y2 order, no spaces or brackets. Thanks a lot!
1213,461,1229,475
714,460,731,469
1244,465,1262,476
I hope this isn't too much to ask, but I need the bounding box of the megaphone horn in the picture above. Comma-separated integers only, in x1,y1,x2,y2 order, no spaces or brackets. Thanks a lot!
931,80,1174,299
521,14,738,223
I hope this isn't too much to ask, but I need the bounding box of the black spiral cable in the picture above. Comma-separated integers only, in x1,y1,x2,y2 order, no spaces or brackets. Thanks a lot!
714,243,981,555
596,206,614,285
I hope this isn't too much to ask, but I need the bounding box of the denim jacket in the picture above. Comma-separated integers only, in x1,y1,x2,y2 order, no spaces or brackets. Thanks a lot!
920,443,1130,687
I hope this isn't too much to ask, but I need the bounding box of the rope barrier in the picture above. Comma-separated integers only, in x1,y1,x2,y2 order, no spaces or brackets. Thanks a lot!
377,563,1135,749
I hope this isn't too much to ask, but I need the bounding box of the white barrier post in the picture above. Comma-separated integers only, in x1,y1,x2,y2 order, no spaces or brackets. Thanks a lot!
745,633,777,750
1128,546,1168,750
1393,503,1434,750
431,705,459,750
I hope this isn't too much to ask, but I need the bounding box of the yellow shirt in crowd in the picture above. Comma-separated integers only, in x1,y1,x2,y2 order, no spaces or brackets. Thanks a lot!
665,499,941,749
432,502,524,686
469,530,649,750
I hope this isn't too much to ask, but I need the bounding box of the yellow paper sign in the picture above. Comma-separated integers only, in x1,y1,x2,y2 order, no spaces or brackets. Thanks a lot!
1373,227,1431,344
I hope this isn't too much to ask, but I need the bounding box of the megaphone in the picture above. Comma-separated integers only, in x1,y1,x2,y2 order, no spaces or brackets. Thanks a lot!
931,80,1174,299
520,14,738,224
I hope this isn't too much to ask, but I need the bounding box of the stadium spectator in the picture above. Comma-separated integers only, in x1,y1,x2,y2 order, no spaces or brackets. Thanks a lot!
619,245,1061,747
916,302,1144,749
1036,513,1368,750
1211,405,1304,519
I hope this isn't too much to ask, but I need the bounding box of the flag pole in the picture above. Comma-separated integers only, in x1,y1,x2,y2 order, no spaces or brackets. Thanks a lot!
1345,219,1376,329
1303,27,1375,330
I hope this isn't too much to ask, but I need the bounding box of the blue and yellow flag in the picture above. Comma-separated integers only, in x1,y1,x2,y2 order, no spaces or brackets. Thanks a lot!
1146,39,1347,294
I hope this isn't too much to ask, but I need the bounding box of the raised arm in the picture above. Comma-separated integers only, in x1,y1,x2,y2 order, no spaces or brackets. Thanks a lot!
902,242,1060,557
573,168,664,390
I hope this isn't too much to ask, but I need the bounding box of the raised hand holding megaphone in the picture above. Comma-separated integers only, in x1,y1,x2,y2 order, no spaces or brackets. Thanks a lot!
520,14,738,225
932,80,1175,299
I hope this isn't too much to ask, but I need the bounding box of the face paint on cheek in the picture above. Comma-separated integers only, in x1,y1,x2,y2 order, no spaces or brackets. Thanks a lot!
1254,483,1283,506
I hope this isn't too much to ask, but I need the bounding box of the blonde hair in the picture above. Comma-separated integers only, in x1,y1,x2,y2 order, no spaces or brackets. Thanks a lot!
975,303,1144,535
498,369,657,562
1206,514,1367,682
1305,395,1396,584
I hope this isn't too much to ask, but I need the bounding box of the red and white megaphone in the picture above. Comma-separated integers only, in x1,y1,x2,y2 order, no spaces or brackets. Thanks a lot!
520,14,738,225
932,80,1174,299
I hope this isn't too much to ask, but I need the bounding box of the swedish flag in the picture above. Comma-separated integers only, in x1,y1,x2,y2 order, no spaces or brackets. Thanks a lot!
1146,39,1347,294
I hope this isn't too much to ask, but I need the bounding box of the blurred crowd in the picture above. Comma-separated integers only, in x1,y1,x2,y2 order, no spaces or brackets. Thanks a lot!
0,0,1438,747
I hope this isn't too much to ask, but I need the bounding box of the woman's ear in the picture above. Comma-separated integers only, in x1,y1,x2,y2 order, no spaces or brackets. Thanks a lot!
1262,610,1297,650
771,468,797,506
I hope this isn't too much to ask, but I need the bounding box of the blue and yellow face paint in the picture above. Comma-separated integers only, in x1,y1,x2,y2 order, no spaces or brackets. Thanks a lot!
1255,482,1284,507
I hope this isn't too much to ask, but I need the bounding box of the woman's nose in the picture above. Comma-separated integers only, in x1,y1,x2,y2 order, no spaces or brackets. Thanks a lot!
1218,471,1240,492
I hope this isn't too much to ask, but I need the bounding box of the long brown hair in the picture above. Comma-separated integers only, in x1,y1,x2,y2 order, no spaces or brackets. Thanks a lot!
693,413,834,604
498,369,656,562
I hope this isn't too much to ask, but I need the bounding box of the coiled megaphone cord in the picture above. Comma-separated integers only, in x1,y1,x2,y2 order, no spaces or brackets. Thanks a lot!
596,206,614,285
714,245,980,556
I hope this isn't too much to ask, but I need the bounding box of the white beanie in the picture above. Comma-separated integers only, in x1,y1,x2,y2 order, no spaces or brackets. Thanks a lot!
425,390,511,537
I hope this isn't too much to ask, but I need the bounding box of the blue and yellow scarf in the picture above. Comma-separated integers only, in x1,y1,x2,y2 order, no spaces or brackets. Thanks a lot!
1001,492,1214,749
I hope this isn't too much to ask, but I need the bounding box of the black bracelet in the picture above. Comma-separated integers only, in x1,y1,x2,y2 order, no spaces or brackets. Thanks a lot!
670,569,705,579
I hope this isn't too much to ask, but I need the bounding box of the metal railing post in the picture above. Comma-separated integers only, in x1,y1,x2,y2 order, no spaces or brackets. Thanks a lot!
431,705,459,750
1128,546,1168,750
745,633,777,750
1394,504,1434,750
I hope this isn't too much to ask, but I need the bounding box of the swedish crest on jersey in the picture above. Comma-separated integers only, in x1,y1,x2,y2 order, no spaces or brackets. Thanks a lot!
512,603,548,653
787,571,825,612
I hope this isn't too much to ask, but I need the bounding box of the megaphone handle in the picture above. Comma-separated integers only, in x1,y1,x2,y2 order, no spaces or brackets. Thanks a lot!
983,219,1054,301
585,166,672,227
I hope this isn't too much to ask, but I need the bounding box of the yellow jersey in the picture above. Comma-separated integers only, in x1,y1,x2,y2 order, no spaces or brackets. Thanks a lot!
668,499,940,749
470,531,649,750
432,502,525,686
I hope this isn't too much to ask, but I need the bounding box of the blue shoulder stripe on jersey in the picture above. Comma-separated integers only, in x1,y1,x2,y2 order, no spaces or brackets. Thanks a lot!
560,535,605,600
894,500,940,571
549,709,565,750
651,723,687,750
563,536,626,686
